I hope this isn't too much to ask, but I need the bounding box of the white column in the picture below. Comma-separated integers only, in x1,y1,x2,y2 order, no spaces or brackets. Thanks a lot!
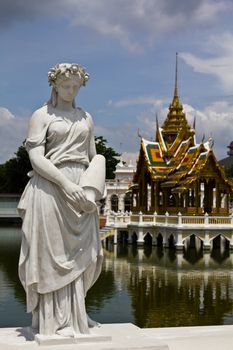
113,229,118,244
177,212,182,226
137,228,144,246
152,233,157,246
230,231,233,250
120,192,127,212
203,230,211,250
204,212,209,225
176,230,184,250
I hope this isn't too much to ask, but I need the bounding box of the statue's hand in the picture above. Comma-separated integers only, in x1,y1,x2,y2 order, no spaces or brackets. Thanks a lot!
63,181,87,204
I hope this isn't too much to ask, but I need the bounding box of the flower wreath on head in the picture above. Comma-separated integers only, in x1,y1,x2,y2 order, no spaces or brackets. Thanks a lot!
48,63,90,86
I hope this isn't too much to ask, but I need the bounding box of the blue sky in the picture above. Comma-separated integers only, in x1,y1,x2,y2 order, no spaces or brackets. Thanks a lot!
1,0,233,163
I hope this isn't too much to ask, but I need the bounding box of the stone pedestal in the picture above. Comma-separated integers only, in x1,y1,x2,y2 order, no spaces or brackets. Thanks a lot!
35,332,111,346
0,323,169,349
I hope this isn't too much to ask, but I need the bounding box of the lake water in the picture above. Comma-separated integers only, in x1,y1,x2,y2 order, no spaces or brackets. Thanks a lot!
0,227,233,328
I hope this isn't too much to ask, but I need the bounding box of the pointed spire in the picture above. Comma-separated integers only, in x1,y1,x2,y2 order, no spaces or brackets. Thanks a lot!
174,52,179,98
156,113,159,128
155,113,159,141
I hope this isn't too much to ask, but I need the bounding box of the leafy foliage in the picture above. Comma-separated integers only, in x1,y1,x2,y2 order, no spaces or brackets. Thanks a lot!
0,144,32,193
95,136,120,179
0,136,120,193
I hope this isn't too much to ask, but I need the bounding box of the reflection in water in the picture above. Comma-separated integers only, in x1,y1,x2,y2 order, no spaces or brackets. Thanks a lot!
0,228,31,327
0,227,233,328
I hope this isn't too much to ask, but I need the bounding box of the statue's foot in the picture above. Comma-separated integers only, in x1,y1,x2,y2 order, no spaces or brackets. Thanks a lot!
87,315,101,328
56,327,75,337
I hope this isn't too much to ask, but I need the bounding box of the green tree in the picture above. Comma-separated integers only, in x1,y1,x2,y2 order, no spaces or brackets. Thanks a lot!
95,136,120,179
0,136,120,193
0,144,32,193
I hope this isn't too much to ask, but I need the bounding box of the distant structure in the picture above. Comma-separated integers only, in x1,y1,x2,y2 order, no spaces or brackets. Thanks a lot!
105,158,135,213
132,54,233,216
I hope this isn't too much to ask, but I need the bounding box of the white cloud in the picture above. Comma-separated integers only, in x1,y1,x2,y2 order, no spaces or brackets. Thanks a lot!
66,0,232,51
183,101,233,158
100,98,233,160
180,32,233,92
113,96,167,108
0,108,28,163
1,0,231,51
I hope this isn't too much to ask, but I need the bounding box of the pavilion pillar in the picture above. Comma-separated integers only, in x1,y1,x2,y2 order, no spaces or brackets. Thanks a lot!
227,193,230,213
150,181,155,211
155,182,161,212
139,180,143,211
191,189,195,207
164,188,169,211
185,191,189,210
136,190,139,210
195,181,200,214
210,180,214,213
203,230,211,251
215,183,221,214
143,174,148,212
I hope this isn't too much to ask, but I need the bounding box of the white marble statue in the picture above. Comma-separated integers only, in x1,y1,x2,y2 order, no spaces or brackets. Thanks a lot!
18,63,106,337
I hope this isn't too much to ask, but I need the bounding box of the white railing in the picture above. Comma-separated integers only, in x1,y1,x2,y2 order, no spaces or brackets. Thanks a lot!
105,211,233,228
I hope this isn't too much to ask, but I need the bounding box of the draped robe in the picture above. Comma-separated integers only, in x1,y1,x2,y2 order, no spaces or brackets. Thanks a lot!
18,105,103,335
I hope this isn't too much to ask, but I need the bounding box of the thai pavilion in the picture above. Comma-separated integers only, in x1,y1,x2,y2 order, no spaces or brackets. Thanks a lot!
132,58,233,217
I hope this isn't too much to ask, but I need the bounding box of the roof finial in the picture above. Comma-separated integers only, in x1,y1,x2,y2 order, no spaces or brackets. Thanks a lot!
156,113,159,128
174,52,179,98
137,128,142,139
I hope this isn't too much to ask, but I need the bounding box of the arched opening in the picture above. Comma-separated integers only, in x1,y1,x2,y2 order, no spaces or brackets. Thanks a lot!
190,234,196,248
157,233,163,247
186,234,203,250
212,234,229,250
144,232,152,245
212,234,221,249
168,234,175,248
111,194,118,212
124,192,132,212
211,235,230,262
119,230,128,244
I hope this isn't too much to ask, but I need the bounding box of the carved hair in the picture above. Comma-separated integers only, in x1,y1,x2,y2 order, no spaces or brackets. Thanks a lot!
47,63,90,108
48,63,89,86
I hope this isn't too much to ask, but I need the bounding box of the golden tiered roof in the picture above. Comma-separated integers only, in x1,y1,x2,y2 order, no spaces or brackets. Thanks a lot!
156,53,195,159
134,54,232,193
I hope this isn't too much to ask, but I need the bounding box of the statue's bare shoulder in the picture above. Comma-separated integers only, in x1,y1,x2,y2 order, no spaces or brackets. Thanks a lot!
28,105,51,138
82,110,94,130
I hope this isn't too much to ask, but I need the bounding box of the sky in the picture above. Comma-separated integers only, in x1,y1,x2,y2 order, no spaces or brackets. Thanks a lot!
0,0,233,164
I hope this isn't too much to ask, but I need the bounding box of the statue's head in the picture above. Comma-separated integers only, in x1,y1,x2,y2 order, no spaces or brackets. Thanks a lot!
47,63,90,107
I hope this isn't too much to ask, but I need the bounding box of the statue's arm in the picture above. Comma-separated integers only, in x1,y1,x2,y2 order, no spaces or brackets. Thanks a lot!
85,112,97,161
27,110,87,203
89,132,97,160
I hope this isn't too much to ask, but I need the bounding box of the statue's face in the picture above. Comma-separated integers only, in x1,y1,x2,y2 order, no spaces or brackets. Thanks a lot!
55,76,82,103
